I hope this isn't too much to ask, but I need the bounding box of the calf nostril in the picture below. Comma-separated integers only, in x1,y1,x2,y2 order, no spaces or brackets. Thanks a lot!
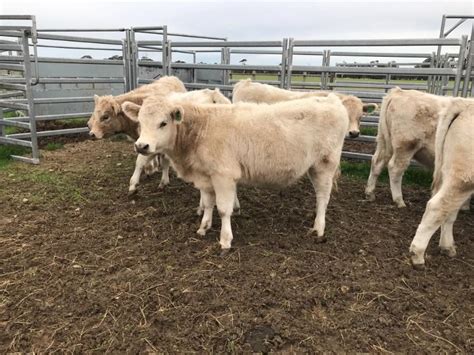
349,131,359,138
135,143,149,153
89,131,95,138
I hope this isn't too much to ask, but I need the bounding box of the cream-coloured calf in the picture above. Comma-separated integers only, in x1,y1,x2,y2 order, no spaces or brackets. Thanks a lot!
122,94,349,253
409,99,473,268
87,76,187,191
365,88,471,209
87,81,230,194
232,79,377,137
129,88,231,195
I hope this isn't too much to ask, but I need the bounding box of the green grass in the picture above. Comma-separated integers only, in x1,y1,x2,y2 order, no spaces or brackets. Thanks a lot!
0,145,30,169
13,169,87,203
3,111,20,118
341,161,432,187
56,117,88,127
360,127,378,136
45,142,64,151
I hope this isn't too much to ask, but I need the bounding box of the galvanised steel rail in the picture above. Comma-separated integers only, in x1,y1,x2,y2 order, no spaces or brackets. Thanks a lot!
0,20,131,163
1,14,472,164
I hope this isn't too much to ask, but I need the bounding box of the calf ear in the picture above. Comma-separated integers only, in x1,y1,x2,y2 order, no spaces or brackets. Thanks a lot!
111,99,122,115
94,94,100,104
170,106,184,124
363,103,378,113
121,101,141,122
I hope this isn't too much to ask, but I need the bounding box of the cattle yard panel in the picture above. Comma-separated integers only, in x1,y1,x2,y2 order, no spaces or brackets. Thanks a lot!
284,36,470,162
439,15,474,97
0,14,473,164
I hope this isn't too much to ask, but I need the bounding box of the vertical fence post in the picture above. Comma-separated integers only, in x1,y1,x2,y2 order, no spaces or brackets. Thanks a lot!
128,30,138,89
22,31,39,163
427,52,435,93
285,38,294,89
122,32,130,92
440,54,450,95
326,50,332,90
161,25,168,76
280,38,288,88
453,35,468,97
166,41,172,75
0,109,4,138
461,24,474,97
221,47,230,91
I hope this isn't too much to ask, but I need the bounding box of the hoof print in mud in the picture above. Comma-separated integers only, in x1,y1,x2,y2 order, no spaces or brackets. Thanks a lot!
219,248,231,257
244,325,280,353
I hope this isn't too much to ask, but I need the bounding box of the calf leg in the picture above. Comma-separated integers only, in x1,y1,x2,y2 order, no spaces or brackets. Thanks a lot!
197,189,215,236
387,150,414,208
439,210,459,257
158,155,170,189
233,192,241,215
212,176,237,251
129,153,154,194
308,163,337,243
196,192,204,216
460,195,471,211
365,146,389,201
409,185,471,268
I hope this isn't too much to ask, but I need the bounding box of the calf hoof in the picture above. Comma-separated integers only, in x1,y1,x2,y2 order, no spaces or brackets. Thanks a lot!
365,193,375,202
440,247,456,258
219,248,230,257
409,249,425,269
315,235,327,243
395,200,407,208
411,262,425,271
158,182,169,189
197,228,207,236
128,188,138,197
307,229,327,243
233,208,241,216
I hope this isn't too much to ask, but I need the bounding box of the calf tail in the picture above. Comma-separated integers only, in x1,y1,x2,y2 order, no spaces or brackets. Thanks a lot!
431,100,463,194
376,90,397,158
332,164,341,192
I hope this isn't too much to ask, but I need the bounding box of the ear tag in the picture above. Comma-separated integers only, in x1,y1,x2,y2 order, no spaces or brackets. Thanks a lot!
174,110,182,122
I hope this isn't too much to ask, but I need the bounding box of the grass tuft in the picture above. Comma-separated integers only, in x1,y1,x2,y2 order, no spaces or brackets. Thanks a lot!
341,161,432,187
45,142,64,151
0,145,30,169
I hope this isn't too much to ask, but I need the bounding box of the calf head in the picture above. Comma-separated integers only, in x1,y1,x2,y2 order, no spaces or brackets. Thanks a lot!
211,88,231,104
122,98,183,155
341,97,377,138
87,95,127,139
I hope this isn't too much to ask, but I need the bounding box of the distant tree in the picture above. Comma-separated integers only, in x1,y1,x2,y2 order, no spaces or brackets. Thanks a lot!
239,59,247,65
81,55,92,59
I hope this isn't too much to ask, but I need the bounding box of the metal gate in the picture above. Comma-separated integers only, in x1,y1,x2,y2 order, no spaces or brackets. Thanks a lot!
0,15,473,164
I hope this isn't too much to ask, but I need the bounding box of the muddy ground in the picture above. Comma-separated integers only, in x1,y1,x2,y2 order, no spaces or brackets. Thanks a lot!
0,138,472,353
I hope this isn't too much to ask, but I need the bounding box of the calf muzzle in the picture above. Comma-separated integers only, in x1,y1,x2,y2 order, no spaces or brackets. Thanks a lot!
349,130,360,138
135,142,150,155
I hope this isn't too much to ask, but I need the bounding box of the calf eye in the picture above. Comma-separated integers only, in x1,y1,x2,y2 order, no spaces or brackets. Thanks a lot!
100,115,109,122
159,122,167,128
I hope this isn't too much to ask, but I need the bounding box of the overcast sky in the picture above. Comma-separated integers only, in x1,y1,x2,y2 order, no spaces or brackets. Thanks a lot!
1,0,473,64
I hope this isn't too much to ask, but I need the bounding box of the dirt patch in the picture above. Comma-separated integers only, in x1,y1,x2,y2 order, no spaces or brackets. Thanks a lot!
0,139,472,353
344,140,376,155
